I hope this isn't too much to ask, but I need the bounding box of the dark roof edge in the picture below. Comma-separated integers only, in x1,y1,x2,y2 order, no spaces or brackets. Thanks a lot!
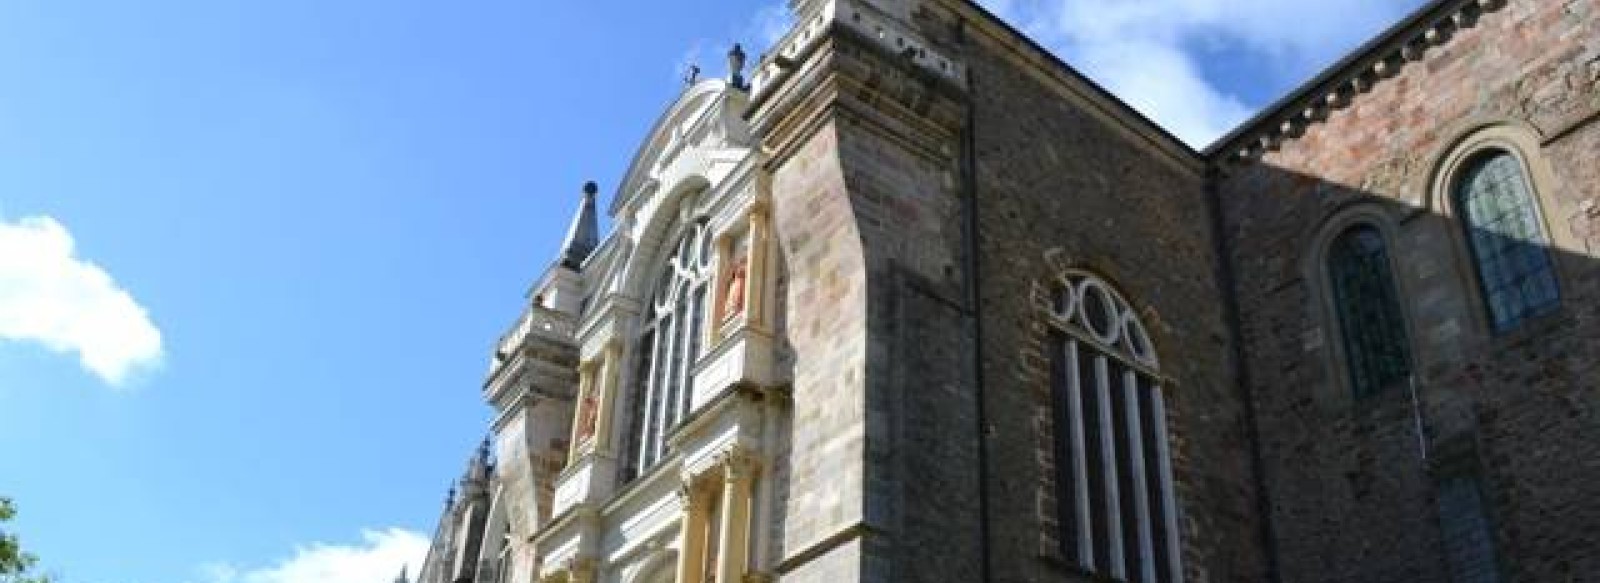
1204,0,1500,161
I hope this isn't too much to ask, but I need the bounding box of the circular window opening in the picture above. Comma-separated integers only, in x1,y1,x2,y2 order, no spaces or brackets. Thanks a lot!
1079,280,1120,344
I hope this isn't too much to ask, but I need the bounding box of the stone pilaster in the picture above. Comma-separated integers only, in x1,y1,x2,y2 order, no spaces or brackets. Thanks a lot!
748,2,971,582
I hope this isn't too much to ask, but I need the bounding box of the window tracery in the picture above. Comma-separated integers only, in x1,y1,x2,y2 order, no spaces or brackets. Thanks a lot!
1046,271,1181,583
624,220,715,479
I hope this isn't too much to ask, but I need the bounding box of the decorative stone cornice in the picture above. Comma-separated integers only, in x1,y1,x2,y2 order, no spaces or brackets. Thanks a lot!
537,557,596,583
749,0,962,102
1210,0,1509,164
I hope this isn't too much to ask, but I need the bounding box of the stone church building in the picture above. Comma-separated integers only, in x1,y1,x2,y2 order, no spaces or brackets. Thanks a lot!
408,0,1600,581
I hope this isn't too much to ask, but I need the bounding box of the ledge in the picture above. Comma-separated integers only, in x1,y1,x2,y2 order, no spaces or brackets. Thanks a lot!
1208,0,1509,164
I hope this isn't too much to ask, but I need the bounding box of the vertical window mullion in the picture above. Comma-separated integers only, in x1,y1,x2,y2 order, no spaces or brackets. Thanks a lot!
1125,369,1155,583
636,326,663,473
679,284,706,421
1066,339,1093,567
651,314,678,466
1095,355,1126,580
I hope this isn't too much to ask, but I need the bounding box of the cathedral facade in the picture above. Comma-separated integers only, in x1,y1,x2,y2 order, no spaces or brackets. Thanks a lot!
412,0,1600,582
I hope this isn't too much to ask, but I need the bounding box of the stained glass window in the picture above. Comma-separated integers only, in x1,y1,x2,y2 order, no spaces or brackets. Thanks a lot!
1455,151,1560,332
1328,225,1410,398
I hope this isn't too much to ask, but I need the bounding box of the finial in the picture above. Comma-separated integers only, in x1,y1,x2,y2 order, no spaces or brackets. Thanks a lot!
684,64,700,85
395,566,410,583
444,485,456,507
557,180,601,269
728,44,747,90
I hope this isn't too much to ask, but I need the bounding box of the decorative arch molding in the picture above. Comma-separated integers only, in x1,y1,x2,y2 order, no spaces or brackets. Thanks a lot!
1038,248,1167,363
611,79,752,217
619,544,677,583
1422,117,1553,216
615,177,714,306
1424,119,1576,335
1302,204,1419,403
1047,269,1161,371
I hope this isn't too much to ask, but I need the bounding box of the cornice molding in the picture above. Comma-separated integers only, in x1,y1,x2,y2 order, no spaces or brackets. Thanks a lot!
1208,0,1510,164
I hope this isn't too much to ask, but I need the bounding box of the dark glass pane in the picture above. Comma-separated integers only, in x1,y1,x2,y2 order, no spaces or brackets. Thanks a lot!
1079,346,1111,572
681,285,707,419
1139,377,1174,583
1438,475,1503,583
1048,333,1082,562
1111,362,1142,582
1456,152,1560,332
1328,225,1412,398
623,330,656,481
1082,286,1115,339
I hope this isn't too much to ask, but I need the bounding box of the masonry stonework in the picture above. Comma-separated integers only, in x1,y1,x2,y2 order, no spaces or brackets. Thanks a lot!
411,1,1600,582
1216,0,1600,581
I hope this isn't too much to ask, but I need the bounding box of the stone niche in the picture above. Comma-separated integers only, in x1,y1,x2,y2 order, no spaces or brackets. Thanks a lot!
693,197,781,411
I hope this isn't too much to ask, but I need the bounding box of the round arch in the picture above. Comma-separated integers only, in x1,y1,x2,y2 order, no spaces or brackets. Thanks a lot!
1424,119,1574,334
1302,204,1420,402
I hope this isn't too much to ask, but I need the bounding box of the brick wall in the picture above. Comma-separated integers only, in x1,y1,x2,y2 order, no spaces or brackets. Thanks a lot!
1216,0,1600,581
954,22,1271,581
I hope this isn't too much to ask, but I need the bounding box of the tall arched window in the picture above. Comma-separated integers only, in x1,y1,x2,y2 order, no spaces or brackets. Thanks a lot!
1327,224,1411,398
1454,150,1560,332
1047,271,1181,583
625,220,714,480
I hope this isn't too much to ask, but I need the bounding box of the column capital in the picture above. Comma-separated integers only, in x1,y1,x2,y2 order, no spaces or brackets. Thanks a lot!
717,447,762,482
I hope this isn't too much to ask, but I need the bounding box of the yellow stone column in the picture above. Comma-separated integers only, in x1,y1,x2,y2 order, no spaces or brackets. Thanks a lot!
590,341,622,452
744,201,771,332
713,229,737,341
714,450,758,583
675,483,710,583
567,360,598,464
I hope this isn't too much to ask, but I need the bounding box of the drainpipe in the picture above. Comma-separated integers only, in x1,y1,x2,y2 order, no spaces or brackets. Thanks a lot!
957,65,994,583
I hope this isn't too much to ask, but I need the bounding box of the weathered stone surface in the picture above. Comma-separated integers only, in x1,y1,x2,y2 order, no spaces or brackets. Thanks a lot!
1218,0,1600,581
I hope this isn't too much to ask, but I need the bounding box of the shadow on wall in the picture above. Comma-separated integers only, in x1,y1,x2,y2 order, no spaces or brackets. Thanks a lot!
1217,150,1600,583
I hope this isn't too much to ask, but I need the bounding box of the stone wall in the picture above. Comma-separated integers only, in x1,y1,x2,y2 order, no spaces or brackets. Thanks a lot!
759,12,980,580
768,121,874,581
1215,0,1600,581
950,14,1270,582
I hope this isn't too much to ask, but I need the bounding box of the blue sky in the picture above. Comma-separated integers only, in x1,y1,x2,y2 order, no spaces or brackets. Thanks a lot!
0,1,1421,582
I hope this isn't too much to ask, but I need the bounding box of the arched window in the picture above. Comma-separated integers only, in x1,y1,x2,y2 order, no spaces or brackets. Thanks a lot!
1327,224,1411,398
1047,271,1181,583
1454,150,1560,332
625,220,714,479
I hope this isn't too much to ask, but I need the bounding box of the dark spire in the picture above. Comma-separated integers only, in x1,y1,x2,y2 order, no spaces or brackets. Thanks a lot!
558,181,600,269
395,566,410,583
728,43,748,90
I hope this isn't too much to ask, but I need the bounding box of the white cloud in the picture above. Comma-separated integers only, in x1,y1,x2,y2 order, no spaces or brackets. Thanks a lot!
978,0,1423,147
198,528,429,583
746,2,795,51
0,215,163,387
